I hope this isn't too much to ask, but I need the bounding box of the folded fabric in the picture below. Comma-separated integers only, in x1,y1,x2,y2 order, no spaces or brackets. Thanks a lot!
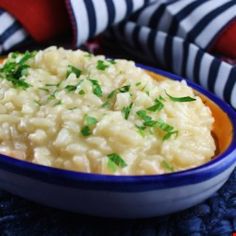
0,0,235,107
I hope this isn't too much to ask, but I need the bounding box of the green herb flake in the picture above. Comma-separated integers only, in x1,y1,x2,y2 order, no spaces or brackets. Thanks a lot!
135,125,146,137
66,65,81,78
53,100,62,106
65,85,77,92
136,110,152,122
39,87,50,92
107,89,117,99
81,126,91,137
0,51,35,89
107,153,127,172
121,103,133,120
45,83,58,87
165,90,196,102
161,160,174,172
96,60,109,71
119,85,130,93
135,82,141,86
163,130,178,141
79,90,85,95
89,79,103,97
101,101,110,109
147,99,164,112
85,115,97,126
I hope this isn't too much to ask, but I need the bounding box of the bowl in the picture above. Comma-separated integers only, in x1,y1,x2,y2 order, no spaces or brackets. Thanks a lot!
0,64,235,218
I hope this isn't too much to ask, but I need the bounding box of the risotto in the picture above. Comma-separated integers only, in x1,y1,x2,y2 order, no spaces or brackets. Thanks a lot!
0,47,215,175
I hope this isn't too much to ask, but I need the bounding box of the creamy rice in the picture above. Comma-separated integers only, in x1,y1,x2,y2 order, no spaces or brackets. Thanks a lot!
0,47,215,175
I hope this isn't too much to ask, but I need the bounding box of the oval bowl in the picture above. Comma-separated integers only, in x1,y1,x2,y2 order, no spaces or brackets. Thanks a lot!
0,64,235,218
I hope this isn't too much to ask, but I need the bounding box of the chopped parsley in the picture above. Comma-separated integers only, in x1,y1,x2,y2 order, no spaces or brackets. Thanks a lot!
135,82,141,86
119,85,130,93
89,79,103,97
0,51,35,89
121,103,133,120
81,126,91,137
79,89,85,95
147,98,164,112
96,60,109,71
156,119,178,140
65,85,77,92
107,153,127,172
39,87,50,93
66,65,81,78
165,90,196,102
53,100,62,106
80,115,98,137
136,110,152,122
136,125,146,137
161,160,174,172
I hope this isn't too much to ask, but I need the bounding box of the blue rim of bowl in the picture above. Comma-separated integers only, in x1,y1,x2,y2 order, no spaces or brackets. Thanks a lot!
0,64,236,192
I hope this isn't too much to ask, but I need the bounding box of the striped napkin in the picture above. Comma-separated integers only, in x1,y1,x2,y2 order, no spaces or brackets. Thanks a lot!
0,0,235,107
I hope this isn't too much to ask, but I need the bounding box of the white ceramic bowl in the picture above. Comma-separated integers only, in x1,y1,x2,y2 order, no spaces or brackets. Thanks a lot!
0,65,235,218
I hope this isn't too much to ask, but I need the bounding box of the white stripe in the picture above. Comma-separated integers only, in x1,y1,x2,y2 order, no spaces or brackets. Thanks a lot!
195,4,236,49
137,2,162,26
185,44,198,81
177,0,226,38
230,81,236,109
0,12,15,35
3,29,27,51
113,0,127,24
172,36,183,75
214,62,232,100
70,0,89,46
158,0,191,32
138,26,152,57
154,31,167,66
93,0,108,35
124,22,136,46
199,53,214,90
132,0,145,12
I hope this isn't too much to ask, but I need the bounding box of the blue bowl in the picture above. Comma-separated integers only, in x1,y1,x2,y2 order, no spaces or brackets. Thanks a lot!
0,64,235,218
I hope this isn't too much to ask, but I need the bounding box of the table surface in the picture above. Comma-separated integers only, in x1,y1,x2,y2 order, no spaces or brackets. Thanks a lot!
0,169,235,236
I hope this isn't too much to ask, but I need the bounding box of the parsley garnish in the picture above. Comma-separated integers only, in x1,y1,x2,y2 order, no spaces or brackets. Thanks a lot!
79,90,85,95
66,65,81,78
122,103,133,120
81,126,91,137
147,98,164,112
89,79,103,97
96,60,109,71
136,110,152,122
161,160,174,172
80,115,98,137
119,85,130,93
135,125,146,137
165,90,196,102
107,59,116,65
0,51,35,89
107,153,127,172
65,85,77,92
156,119,178,140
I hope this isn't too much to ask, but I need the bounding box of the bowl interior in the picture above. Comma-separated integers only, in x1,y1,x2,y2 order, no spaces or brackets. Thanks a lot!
146,70,233,157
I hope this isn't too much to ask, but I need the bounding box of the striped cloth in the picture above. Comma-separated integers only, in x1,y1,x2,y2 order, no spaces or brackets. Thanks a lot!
0,0,236,107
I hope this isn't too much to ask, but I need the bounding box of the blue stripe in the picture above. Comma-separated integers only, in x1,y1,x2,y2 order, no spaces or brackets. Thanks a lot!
147,30,158,63
193,49,204,85
181,40,190,78
125,0,133,18
223,67,236,104
105,0,115,25
207,59,221,92
148,3,166,29
163,35,173,71
167,0,206,36
132,25,142,50
84,0,97,38
0,21,21,44
186,1,234,43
